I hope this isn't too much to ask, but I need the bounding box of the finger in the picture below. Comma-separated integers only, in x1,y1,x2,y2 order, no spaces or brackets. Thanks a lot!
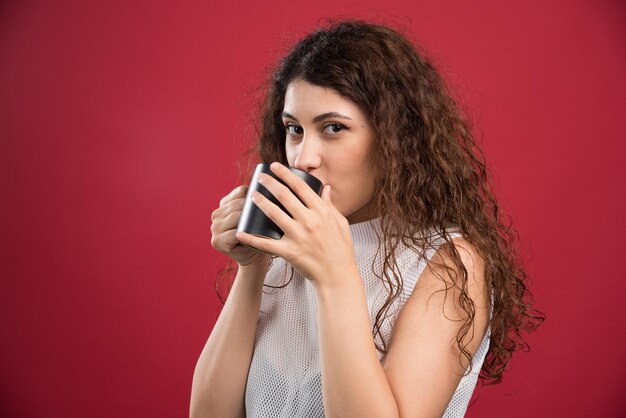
211,196,245,222
257,172,307,221
323,184,332,203
223,196,246,213
249,189,295,234
235,230,279,255
215,229,251,254
220,228,239,249
220,185,249,206
268,162,323,210
211,229,239,251
219,209,243,231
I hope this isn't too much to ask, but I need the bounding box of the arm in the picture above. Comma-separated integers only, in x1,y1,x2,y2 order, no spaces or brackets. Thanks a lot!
192,180,273,417
314,268,400,418
189,262,268,418
382,237,489,418
313,237,489,418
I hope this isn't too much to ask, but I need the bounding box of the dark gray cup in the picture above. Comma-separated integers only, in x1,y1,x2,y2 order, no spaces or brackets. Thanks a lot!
237,163,324,249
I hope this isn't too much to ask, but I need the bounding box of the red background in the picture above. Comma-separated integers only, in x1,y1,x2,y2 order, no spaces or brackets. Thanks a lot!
1,0,624,417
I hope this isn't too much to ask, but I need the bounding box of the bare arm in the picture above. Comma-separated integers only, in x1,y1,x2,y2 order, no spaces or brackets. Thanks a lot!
314,267,400,418
189,261,268,418
191,183,271,418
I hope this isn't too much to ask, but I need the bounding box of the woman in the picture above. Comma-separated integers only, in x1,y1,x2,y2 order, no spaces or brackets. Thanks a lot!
191,18,544,418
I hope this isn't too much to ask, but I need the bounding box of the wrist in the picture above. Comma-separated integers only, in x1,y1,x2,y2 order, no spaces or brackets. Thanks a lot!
233,261,269,295
312,264,363,297
237,256,270,275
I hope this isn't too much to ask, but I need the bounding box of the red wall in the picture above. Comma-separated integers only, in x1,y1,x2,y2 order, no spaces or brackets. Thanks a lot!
1,1,624,417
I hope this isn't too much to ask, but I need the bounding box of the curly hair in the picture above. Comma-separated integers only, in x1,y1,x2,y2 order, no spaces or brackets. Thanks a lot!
215,17,545,385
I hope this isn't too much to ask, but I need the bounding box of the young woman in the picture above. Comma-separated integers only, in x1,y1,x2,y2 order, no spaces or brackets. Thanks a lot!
191,19,544,418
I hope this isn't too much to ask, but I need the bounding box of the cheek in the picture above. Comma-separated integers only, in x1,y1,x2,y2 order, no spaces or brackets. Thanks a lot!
338,167,374,198
285,146,297,165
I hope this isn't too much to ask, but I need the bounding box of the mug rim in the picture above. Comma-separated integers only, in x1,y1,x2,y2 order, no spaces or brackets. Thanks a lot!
256,162,323,186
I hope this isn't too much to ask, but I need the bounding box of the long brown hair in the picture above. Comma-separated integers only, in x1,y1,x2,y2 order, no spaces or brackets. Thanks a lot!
215,18,545,385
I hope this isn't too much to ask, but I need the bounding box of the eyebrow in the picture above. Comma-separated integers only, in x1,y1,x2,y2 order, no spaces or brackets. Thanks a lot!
282,111,353,124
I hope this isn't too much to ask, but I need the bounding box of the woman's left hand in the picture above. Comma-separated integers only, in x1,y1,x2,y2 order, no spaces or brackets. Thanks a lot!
235,162,357,288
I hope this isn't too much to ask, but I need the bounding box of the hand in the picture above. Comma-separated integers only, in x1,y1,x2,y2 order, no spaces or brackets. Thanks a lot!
210,184,271,270
235,162,357,287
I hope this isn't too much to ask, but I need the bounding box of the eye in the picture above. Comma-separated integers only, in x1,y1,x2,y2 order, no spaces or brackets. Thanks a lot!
284,124,303,136
322,123,348,134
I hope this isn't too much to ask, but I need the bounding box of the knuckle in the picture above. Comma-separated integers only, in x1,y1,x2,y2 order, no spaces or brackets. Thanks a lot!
223,200,234,212
225,198,241,213
228,210,242,223
238,185,248,195
303,217,317,231
233,198,245,210
231,196,246,208
210,219,220,234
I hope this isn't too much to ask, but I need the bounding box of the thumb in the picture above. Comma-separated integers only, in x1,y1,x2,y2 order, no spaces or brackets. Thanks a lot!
323,184,332,203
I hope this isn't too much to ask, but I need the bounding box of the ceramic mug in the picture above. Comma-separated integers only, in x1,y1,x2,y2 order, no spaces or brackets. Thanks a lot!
237,163,324,248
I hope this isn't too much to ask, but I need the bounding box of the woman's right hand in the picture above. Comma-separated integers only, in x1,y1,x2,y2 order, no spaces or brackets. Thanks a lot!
210,185,271,271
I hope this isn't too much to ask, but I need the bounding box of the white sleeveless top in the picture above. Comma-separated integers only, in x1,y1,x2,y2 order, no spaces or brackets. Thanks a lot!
245,216,492,417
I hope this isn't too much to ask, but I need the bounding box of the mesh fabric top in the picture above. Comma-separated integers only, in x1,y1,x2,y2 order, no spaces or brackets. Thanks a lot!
245,216,492,417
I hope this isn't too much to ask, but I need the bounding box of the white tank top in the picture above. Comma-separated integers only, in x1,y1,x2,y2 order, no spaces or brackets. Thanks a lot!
245,216,492,417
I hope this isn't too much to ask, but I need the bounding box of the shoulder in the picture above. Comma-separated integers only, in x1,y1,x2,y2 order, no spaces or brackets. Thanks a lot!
408,234,490,351
416,235,489,327
428,235,487,293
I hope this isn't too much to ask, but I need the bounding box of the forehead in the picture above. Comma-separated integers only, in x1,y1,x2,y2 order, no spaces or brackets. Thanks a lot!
283,79,364,118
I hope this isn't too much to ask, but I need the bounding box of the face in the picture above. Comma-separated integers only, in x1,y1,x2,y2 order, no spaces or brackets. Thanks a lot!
282,78,378,224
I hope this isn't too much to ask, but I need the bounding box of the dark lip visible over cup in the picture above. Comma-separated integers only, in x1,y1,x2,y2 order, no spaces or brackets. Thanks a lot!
236,163,324,252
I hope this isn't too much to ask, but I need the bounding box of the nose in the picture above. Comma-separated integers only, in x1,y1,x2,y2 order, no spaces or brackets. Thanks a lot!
292,135,322,173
